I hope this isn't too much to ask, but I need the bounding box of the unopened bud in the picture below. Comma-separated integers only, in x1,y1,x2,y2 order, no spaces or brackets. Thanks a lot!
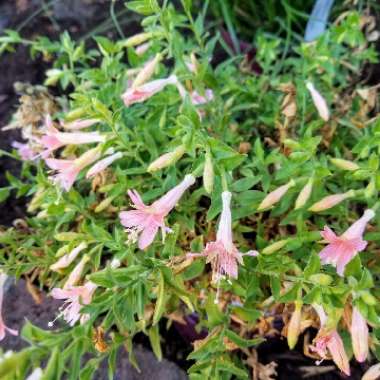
287,301,302,349
50,242,87,272
257,179,295,211
262,239,288,254
147,145,186,172
64,255,90,289
306,81,329,121
330,158,359,171
295,178,313,209
54,232,85,242
95,195,116,213
362,363,380,380
132,53,162,88
308,190,355,212
203,152,214,194
121,32,155,48
309,274,333,286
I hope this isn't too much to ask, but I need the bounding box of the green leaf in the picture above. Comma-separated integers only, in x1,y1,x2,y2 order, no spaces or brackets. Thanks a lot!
153,271,166,325
148,325,162,361
126,0,160,15
224,329,263,348
304,251,320,278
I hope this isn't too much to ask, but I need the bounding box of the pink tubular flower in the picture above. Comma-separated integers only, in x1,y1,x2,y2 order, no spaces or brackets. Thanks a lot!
175,81,214,106
86,152,123,178
0,273,18,341
187,191,258,282
351,306,369,362
122,75,178,106
306,81,330,121
119,174,195,250
311,304,350,376
319,209,375,276
51,281,97,326
311,329,350,376
45,147,101,191
41,116,105,156
11,141,35,161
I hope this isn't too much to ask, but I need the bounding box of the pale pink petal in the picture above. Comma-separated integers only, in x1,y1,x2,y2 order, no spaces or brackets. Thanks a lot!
127,189,146,209
45,158,74,171
119,210,148,228
320,226,338,242
138,223,160,250
327,331,350,376
351,307,369,362
342,209,375,240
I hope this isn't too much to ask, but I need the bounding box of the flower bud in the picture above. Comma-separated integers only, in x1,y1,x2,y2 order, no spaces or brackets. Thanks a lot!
308,274,333,286
351,307,369,362
64,255,90,289
308,190,355,212
203,151,214,194
54,232,85,242
95,195,116,213
262,239,288,254
295,178,313,209
330,158,359,171
121,32,155,48
287,301,302,349
147,145,186,172
258,179,295,211
50,242,87,272
132,53,162,88
362,363,380,380
306,81,329,121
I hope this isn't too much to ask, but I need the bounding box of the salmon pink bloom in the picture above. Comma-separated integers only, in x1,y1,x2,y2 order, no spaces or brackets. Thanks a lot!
306,81,330,121
119,174,195,250
0,273,18,341
86,152,123,178
351,306,369,362
311,304,350,376
122,75,178,106
188,192,258,282
311,329,350,376
45,147,101,191
41,116,105,156
11,141,35,161
319,209,375,276
51,281,97,326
